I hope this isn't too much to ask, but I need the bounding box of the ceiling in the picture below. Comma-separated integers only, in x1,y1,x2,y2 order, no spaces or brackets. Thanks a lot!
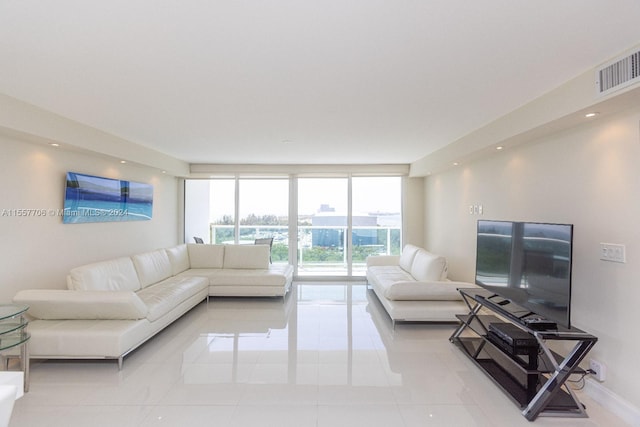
1,1,640,166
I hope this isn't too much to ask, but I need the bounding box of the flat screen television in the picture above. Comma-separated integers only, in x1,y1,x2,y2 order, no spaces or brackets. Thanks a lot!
475,220,573,328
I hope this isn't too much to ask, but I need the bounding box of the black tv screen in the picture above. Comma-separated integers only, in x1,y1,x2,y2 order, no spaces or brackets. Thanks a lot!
475,220,573,328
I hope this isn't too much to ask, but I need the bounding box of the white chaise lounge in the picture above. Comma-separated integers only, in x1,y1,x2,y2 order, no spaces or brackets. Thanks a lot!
366,244,475,325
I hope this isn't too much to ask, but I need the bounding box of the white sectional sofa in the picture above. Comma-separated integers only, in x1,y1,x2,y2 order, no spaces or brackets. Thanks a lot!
366,244,475,325
178,243,293,297
13,243,293,367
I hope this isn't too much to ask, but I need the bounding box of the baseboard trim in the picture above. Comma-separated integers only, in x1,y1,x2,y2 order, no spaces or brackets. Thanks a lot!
585,378,640,426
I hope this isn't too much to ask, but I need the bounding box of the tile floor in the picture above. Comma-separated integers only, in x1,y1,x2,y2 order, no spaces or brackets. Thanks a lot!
9,283,629,426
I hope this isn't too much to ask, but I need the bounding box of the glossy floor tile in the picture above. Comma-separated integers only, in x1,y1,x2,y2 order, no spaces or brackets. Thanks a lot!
9,283,629,426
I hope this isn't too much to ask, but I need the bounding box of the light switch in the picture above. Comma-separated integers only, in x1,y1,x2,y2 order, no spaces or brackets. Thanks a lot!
600,243,626,263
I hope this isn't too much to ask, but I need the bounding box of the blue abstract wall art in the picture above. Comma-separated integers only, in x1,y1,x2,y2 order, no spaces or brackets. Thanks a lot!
63,172,153,224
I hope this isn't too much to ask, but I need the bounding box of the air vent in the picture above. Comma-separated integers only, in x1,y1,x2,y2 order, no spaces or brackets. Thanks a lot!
596,50,640,95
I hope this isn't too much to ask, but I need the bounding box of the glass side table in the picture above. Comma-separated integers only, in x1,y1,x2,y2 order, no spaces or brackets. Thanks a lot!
0,305,29,393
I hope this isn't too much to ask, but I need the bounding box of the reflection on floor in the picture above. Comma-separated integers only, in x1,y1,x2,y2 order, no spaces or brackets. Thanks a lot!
10,283,628,426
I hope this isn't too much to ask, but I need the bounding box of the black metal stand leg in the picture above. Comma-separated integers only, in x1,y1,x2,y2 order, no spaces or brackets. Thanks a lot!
449,295,483,342
523,338,596,420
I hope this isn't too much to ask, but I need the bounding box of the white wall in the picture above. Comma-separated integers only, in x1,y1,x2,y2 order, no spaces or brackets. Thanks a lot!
184,179,212,243
0,136,180,302
424,106,640,414
402,176,424,248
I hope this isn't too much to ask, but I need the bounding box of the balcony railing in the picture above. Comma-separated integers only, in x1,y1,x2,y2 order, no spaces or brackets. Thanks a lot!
209,224,401,275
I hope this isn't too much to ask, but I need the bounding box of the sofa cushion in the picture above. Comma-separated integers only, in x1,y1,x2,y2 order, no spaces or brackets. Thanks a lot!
399,244,421,272
67,257,141,292
382,281,463,301
184,264,290,287
223,244,270,269
132,249,173,288
367,265,415,287
187,244,225,269
165,244,190,275
13,290,148,320
410,249,448,281
136,276,209,322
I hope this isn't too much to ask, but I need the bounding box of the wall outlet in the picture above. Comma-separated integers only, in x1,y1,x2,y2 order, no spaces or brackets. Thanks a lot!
590,359,606,382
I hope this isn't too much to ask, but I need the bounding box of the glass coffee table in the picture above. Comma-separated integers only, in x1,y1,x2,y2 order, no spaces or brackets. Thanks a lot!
0,305,30,392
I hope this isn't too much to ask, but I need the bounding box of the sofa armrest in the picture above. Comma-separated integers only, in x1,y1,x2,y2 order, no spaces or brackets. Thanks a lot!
366,255,400,267
13,290,149,320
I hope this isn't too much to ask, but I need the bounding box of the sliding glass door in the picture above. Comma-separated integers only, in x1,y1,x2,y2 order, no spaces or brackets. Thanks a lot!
209,179,235,244
351,176,402,274
297,178,349,276
184,175,402,277
184,179,235,244
238,179,289,262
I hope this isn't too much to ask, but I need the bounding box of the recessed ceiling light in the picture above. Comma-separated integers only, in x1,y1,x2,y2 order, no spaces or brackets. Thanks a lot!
496,146,504,150
585,112,599,118
49,143,60,147
161,170,166,174
120,160,127,164
453,162,459,166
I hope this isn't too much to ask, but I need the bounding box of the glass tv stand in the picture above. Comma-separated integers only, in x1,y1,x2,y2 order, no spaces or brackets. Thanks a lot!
449,288,597,421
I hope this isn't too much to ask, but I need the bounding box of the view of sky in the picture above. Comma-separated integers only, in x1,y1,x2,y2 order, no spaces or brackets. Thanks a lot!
206,177,401,221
